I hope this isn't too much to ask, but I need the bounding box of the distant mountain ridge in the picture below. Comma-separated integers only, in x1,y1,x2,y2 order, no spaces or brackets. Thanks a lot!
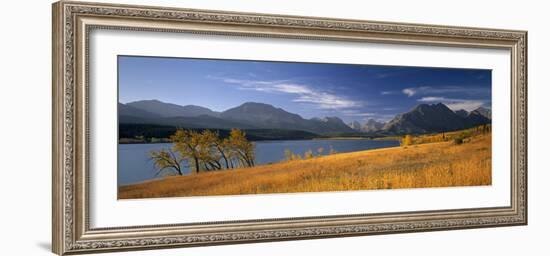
119,100,355,134
347,121,362,131
455,109,469,118
119,100,491,135
383,103,490,134
118,103,158,119
347,119,385,133
219,102,355,133
363,119,386,132
220,102,303,128
471,107,491,120
127,100,220,118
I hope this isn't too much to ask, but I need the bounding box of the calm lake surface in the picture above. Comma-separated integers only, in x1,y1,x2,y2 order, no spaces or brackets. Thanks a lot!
118,139,400,186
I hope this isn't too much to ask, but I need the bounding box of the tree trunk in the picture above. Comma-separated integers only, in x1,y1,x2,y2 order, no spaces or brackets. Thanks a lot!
193,157,200,173
175,164,183,175
217,146,230,169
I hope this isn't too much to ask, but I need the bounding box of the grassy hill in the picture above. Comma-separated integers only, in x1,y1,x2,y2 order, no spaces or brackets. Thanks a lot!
118,129,491,199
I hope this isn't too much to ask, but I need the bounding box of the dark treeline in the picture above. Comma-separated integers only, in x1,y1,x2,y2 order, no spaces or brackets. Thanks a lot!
119,124,322,142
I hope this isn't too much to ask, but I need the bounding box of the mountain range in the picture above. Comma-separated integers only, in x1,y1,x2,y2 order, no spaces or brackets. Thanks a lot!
382,103,491,134
119,100,355,134
347,119,386,133
119,99,491,135
126,100,220,118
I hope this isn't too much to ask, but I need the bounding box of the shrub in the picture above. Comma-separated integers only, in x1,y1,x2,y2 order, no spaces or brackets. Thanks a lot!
304,149,314,159
453,137,464,145
401,135,413,147
317,147,324,156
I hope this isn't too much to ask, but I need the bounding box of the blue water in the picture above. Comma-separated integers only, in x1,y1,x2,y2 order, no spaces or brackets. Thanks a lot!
118,139,400,186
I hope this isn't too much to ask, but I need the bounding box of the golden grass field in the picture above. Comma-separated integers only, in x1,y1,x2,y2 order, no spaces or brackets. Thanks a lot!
118,130,491,199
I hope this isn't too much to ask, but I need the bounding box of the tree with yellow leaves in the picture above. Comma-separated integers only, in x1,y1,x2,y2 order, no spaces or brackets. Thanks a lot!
402,134,413,147
227,128,255,167
149,148,184,176
150,128,256,175
170,129,205,173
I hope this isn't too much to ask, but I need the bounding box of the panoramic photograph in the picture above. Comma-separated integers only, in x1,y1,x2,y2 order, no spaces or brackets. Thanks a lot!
117,56,492,199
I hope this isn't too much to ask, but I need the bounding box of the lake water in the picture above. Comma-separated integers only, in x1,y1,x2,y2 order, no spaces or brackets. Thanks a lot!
118,139,400,186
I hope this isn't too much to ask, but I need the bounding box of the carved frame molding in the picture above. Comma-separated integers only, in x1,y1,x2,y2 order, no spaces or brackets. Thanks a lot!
52,1,527,255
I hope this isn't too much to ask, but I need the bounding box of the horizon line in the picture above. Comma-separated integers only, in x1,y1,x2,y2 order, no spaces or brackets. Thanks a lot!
119,98,490,124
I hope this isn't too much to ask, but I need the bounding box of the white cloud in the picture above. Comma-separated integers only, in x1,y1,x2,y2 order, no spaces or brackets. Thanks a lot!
385,85,490,98
417,96,486,111
445,101,485,112
293,93,361,109
402,88,417,97
364,115,395,122
402,85,489,97
217,78,362,110
341,110,395,122
343,111,378,117
417,96,446,102
273,83,313,94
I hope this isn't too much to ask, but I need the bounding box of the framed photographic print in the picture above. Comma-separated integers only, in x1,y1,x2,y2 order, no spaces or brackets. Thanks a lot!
52,1,527,255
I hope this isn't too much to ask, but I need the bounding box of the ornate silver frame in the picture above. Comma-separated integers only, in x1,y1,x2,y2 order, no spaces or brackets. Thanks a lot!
52,1,527,255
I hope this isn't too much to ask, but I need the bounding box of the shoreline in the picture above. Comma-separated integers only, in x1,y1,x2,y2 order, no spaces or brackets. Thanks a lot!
119,136,394,144
118,143,408,187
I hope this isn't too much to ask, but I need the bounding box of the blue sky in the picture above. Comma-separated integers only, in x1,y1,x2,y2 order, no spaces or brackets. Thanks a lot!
118,56,491,123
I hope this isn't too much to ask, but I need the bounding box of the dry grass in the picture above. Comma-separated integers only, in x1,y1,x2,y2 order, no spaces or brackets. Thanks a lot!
410,125,490,145
119,132,491,199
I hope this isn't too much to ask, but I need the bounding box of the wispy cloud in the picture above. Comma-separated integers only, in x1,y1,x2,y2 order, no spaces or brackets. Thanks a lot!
380,91,397,95
401,85,489,97
343,111,378,117
341,110,395,122
417,96,486,111
445,101,486,112
364,114,395,122
214,77,362,110
417,96,446,102
402,88,418,97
